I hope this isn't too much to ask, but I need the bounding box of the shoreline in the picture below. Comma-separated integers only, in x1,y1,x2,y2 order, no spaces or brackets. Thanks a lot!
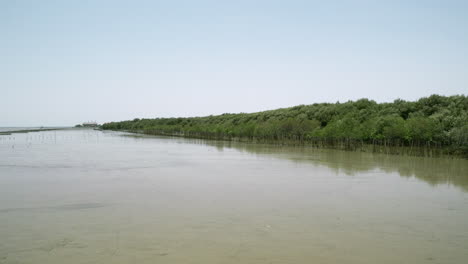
0,127,69,135
112,129,466,159
101,96,468,159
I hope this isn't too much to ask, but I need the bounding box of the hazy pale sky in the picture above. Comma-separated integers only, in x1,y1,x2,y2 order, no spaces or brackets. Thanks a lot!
1,0,467,126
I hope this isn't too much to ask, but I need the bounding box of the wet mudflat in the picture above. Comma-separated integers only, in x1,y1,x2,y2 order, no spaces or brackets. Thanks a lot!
0,129,467,264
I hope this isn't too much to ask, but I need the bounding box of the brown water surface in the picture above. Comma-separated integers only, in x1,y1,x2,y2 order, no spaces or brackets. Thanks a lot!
0,129,467,263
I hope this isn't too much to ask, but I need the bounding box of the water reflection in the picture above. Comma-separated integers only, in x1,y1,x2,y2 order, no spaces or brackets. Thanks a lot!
210,140,468,192
1,130,467,264
5,130,467,192
129,134,468,192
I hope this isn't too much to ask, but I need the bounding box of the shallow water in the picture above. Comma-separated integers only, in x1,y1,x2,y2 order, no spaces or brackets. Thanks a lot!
0,129,467,264
0,127,64,133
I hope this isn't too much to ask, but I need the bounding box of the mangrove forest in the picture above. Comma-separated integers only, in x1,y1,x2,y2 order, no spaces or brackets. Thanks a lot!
102,95,468,157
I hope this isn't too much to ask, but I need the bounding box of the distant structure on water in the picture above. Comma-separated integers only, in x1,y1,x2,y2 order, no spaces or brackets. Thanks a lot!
82,121,98,127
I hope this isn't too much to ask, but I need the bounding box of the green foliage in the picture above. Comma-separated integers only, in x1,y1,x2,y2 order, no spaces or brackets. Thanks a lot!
102,95,468,155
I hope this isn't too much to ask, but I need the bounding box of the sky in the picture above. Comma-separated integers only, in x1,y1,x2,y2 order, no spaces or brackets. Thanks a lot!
1,0,467,126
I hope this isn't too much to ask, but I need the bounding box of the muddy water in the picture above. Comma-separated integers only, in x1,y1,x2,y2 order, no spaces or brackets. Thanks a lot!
0,129,467,264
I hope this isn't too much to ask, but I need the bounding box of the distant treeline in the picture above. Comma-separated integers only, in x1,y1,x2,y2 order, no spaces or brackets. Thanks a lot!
102,95,468,157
